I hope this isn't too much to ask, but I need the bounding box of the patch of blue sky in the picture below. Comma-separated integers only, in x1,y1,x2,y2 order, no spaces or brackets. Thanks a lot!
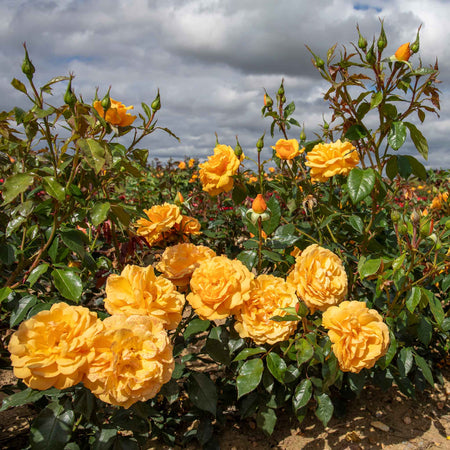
353,3,382,13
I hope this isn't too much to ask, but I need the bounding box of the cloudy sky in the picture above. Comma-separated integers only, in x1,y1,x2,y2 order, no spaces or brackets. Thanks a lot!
1,0,449,168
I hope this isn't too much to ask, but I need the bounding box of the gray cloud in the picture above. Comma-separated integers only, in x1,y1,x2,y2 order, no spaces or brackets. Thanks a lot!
0,0,448,168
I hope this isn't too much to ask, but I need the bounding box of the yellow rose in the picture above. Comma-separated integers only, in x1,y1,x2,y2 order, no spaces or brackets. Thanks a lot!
188,158,195,168
305,139,360,182
8,302,103,390
252,194,267,214
272,139,302,160
93,98,136,127
83,315,174,408
431,192,448,210
156,243,216,286
199,144,242,196
135,203,182,246
175,215,201,236
187,255,254,320
234,275,299,345
322,301,390,373
178,161,186,169
105,265,185,330
287,244,348,312
394,42,411,62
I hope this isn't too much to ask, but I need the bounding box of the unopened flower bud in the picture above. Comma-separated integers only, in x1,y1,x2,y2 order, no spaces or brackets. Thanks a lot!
174,191,184,205
411,25,421,54
391,210,401,223
101,88,111,111
366,41,376,65
445,219,450,230
377,20,387,51
394,43,411,62
410,209,420,225
357,25,367,51
300,127,306,141
64,78,76,108
234,137,243,158
151,89,161,111
281,95,286,103
277,82,285,97
256,133,265,152
252,194,267,214
264,91,273,108
420,220,431,237
21,43,35,81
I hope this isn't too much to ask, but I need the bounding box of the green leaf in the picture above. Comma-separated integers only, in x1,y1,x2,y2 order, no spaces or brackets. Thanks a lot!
370,91,383,109
42,176,66,202
141,102,153,119
51,269,82,302
296,339,314,366
348,215,364,234
0,388,48,411
292,379,312,411
266,353,287,384
205,326,231,365
263,196,281,235
348,372,366,394
6,214,26,238
60,229,88,257
404,122,428,160
397,155,412,179
0,286,12,304
1,173,34,204
236,250,257,271
232,181,247,205
183,318,210,339
256,406,277,436
187,372,217,416
314,393,334,427
414,354,434,387
385,155,398,180
397,347,414,377
27,263,50,287
388,121,407,150
233,347,266,362
421,288,444,326
11,78,27,94
406,286,422,313
237,359,264,399
344,124,367,140
10,295,37,327
78,138,106,174
358,257,381,278
347,168,376,204
417,316,432,345
405,155,427,180
30,401,74,450
110,204,131,227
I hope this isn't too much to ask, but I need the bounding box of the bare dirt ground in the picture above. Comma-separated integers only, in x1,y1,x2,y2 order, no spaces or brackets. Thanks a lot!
1,368,449,449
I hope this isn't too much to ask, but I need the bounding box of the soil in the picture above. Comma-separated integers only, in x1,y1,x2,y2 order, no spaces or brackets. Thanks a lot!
1,368,449,449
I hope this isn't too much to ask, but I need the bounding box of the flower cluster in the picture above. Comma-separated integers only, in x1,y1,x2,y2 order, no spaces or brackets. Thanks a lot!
305,139,360,182
8,302,175,408
199,144,243,196
135,203,200,246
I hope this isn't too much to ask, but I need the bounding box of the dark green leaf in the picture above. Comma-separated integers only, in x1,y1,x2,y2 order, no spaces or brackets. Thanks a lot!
0,286,12,303
60,229,88,257
370,91,383,109
397,347,414,377
344,124,367,140
89,202,111,226
347,168,376,204
348,215,364,234
385,155,398,180
51,269,82,302
236,250,257,271
417,316,432,346
30,401,74,450
110,204,131,227
256,406,277,436
397,155,412,179
358,257,381,278
10,294,37,327
414,354,434,387
27,263,50,287
348,372,366,394
263,195,281,235
187,372,217,416
1,173,34,204
205,326,231,365
11,78,27,94
141,102,152,119
314,393,334,427
183,318,210,339
6,214,26,237
406,286,421,313
405,155,427,180
0,243,16,265
233,347,266,362
266,353,287,383
404,122,428,160
1,388,47,411
292,379,312,411
296,339,314,366
421,288,444,326
78,138,106,174
237,359,264,398
388,121,407,150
